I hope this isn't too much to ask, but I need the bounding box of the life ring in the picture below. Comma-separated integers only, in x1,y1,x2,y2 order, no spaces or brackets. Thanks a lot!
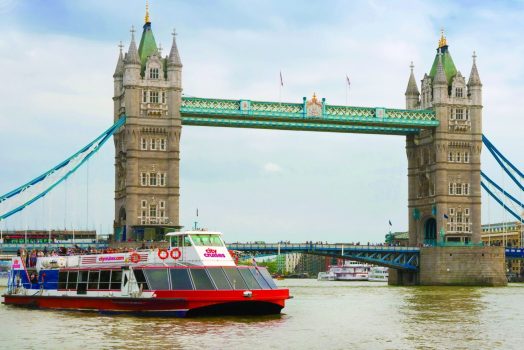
130,253,141,263
170,248,181,260
158,249,169,260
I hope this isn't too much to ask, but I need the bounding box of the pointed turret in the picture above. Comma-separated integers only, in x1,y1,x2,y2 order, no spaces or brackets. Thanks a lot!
405,62,420,109
168,29,182,67
433,51,448,103
434,52,448,85
123,26,141,86
468,51,482,106
113,42,125,78
468,51,482,87
126,26,140,65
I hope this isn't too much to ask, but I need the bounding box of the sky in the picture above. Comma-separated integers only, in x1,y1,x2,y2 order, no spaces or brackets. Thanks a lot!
1,0,524,243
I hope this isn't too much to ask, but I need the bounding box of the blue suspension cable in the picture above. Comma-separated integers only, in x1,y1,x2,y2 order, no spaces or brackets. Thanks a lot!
482,135,524,192
0,116,126,221
481,171,524,209
0,116,126,202
481,181,524,223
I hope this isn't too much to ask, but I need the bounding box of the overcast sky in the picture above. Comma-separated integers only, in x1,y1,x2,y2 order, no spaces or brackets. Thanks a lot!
1,0,523,243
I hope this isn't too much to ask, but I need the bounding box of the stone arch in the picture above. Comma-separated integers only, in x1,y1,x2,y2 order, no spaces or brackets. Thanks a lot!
423,217,437,246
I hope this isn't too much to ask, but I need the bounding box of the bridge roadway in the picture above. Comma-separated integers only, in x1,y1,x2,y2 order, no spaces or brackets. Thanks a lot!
226,243,421,271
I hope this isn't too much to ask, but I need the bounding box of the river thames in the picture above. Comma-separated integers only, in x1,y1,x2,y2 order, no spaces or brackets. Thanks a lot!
1,280,523,350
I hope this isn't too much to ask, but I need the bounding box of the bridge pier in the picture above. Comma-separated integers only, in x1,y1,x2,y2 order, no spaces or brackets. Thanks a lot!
389,246,507,286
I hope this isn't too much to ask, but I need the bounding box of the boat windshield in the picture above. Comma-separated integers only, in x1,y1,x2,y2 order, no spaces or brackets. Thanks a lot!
190,234,223,247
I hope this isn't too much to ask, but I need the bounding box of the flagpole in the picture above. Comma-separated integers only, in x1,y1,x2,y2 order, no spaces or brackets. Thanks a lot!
279,70,283,104
345,78,348,106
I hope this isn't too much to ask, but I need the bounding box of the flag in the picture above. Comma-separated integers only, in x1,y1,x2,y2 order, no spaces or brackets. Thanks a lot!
346,74,350,87
389,220,392,226
280,71,283,87
443,214,449,219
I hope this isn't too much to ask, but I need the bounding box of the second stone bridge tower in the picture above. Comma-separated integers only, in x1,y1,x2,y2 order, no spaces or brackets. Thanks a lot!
405,33,482,247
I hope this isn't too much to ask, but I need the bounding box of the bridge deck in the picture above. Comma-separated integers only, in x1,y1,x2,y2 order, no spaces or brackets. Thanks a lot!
227,243,421,270
181,97,438,135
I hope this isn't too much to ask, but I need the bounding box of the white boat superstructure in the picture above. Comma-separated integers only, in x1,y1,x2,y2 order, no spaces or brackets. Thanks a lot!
368,266,389,282
319,261,370,281
317,271,336,281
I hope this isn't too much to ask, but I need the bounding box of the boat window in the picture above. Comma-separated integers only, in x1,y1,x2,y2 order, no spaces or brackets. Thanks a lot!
144,269,169,290
248,267,271,289
58,271,68,289
190,234,223,247
223,267,248,290
189,269,215,290
170,268,193,290
88,271,99,289
206,268,232,290
258,267,278,289
176,235,193,247
110,270,122,290
239,268,261,289
99,270,111,290
133,269,150,290
67,271,78,290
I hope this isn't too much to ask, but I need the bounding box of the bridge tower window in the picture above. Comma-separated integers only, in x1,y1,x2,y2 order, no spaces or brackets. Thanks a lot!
142,90,148,103
455,87,463,97
149,173,157,186
151,138,157,150
448,152,454,162
140,173,148,186
464,152,470,163
455,108,464,120
150,91,159,103
160,138,167,151
149,68,159,79
141,138,147,150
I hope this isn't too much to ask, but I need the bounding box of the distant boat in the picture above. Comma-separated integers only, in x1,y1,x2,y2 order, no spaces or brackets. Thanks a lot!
368,266,389,282
318,261,370,281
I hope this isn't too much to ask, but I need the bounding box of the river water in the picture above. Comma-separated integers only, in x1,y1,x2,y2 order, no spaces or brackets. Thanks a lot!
1,280,523,350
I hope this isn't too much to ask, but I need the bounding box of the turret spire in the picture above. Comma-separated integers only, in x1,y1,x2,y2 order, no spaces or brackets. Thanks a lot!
168,28,182,67
468,51,482,86
434,50,448,85
113,41,125,77
438,28,447,49
405,61,420,96
145,0,150,24
126,26,140,65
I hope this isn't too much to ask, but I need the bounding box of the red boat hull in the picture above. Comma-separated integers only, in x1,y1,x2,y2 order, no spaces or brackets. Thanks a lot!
2,289,289,317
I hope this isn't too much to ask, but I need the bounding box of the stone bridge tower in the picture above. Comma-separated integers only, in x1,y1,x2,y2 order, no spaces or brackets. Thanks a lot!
112,7,182,241
405,32,482,246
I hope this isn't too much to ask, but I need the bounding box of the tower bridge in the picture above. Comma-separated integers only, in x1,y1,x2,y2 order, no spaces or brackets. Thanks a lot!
3,7,523,286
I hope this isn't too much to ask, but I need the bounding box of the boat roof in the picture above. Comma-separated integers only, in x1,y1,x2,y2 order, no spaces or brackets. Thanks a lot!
165,231,223,237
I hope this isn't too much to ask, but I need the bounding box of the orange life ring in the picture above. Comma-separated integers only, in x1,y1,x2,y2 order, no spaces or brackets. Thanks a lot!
130,252,141,263
158,249,169,260
170,248,181,260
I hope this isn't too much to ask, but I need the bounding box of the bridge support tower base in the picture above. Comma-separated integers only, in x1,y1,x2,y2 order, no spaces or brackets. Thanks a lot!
389,246,507,286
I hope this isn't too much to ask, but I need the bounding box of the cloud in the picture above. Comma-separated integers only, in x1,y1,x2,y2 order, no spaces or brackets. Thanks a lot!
263,162,283,174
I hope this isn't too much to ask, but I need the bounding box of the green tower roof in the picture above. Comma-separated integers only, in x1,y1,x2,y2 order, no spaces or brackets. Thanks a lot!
428,45,457,85
138,22,158,75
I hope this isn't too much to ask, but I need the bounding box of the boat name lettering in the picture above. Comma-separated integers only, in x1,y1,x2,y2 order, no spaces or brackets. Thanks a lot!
204,248,226,258
98,256,125,262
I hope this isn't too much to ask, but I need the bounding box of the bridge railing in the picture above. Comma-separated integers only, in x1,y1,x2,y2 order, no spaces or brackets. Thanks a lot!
226,243,420,253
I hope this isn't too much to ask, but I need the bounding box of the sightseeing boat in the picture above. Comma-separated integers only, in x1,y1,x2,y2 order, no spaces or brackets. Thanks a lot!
318,261,370,281
2,231,290,317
